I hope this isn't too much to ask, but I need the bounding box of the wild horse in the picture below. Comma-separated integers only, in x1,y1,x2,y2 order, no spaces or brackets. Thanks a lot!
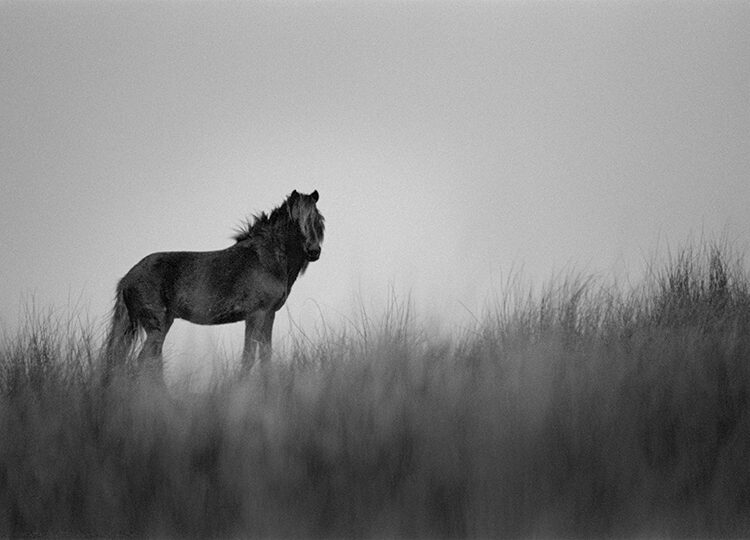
103,190,325,381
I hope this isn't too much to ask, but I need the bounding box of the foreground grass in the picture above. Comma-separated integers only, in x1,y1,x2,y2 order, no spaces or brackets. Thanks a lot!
2,243,750,538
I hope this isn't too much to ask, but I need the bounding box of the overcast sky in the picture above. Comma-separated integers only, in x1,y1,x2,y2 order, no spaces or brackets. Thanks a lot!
2,1,749,376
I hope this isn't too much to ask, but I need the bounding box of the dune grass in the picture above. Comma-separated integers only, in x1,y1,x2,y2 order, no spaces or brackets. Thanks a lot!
1,241,750,538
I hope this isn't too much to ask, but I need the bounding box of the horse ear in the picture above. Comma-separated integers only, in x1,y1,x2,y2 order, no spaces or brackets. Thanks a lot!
311,190,319,202
290,190,299,202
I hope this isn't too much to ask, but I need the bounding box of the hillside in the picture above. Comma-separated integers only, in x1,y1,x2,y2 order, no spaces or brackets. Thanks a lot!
1,242,749,538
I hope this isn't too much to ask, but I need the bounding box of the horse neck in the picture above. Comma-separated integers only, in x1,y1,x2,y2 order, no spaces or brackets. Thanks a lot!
283,235,308,289
262,214,306,289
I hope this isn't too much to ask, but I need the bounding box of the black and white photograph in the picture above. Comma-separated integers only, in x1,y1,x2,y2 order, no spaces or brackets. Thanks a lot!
1,1,749,537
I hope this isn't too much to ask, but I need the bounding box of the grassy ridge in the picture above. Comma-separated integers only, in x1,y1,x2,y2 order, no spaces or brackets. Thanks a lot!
1,242,750,538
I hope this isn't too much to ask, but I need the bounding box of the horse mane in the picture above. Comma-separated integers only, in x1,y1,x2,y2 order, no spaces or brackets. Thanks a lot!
232,199,291,244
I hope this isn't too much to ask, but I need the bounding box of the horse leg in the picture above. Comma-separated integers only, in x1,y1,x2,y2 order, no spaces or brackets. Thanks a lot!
137,315,172,382
242,312,261,371
243,311,274,371
258,311,275,365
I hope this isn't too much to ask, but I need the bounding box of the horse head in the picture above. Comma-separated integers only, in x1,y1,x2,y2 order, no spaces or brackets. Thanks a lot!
288,190,325,261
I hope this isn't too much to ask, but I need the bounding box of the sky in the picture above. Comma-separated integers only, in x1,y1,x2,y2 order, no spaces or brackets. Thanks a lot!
2,1,749,376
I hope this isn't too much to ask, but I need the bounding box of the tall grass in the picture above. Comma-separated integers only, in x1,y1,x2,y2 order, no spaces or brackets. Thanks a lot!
1,241,749,537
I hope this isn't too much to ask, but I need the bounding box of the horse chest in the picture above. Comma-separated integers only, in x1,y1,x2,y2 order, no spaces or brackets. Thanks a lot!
232,273,288,312
270,288,289,311
256,284,288,312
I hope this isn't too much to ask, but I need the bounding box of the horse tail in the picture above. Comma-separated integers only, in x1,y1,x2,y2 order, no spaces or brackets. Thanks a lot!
102,283,138,382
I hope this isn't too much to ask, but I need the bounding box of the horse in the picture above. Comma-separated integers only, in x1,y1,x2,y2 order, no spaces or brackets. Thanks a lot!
103,190,325,382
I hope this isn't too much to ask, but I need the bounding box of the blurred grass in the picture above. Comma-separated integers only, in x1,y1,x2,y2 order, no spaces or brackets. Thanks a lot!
1,240,750,538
